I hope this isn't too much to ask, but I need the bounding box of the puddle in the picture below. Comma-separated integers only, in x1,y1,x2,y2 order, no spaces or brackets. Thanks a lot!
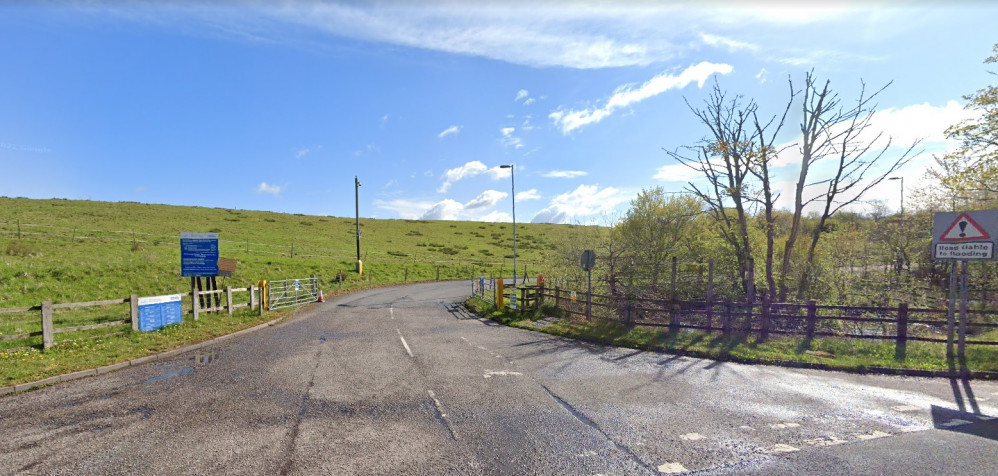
143,367,193,384
193,351,219,365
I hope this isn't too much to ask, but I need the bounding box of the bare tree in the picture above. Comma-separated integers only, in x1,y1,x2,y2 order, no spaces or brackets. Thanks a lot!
788,73,921,300
667,81,759,298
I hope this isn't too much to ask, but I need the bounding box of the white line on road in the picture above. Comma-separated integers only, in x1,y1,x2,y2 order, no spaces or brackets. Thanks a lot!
855,431,891,440
484,370,522,379
657,462,689,473
892,405,921,412
428,390,446,417
397,329,414,358
767,444,800,454
680,433,705,441
390,305,394,320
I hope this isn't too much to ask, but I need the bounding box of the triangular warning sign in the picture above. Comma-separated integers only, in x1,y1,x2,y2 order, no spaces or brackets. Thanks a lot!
940,213,991,242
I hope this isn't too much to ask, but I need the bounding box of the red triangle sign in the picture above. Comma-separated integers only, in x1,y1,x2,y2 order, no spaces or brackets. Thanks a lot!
940,213,991,242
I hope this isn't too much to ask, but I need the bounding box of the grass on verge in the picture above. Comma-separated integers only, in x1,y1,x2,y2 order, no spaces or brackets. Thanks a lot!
465,298,998,374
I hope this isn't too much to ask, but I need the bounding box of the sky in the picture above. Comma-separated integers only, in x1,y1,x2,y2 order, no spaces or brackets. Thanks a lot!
1,1,995,225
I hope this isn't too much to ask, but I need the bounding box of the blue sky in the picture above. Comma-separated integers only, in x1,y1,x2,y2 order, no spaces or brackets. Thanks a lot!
1,1,994,224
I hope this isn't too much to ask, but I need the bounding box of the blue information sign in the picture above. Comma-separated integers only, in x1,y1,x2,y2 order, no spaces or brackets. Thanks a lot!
181,232,219,277
138,294,183,332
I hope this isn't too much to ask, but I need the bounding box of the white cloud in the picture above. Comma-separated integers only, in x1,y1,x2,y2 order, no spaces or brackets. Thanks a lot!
256,182,283,196
374,198,434,219
515,89,529,102
420,199,465,220
296,145,322,158
516,189,541,201
523,98,536,106
438,160,511,193
653,163,715,183
438,125,461,138
531,184,627,224
549,61,734,134
755,68,768,84
500,127,524,149
543,170,588,179
465,189,508,210
700,33,758,52
479,211,512,223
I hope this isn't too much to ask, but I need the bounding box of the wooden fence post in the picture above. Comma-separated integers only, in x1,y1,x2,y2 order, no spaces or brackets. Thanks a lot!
670,256,678,300
759,294,771,341
226,286,233,317
250,285,257,311
555,286,561,309
130,294,139,331
42,300,54,349
436,266,440,281
669,300,680,333
706,259,715,332
722,300,732,336
895,302,909,361
192,279,200,321
805,301,817,341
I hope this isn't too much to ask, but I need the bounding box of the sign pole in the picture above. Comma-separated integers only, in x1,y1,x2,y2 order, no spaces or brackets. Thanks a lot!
958,260,969,361
946,262,957,358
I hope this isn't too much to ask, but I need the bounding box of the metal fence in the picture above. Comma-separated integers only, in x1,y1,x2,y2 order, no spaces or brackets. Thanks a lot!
472,276,498,306
267,277,319,311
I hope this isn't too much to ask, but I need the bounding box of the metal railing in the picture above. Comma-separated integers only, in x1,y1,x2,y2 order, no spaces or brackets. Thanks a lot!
267,277,319,310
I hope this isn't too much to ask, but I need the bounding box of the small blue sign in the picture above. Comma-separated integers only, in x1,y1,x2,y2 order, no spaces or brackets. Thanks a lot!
181,232,219,277
138,294,183,332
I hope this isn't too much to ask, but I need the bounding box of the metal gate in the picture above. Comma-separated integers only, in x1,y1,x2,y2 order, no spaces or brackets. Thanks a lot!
472,276,497,306
267,277,319,310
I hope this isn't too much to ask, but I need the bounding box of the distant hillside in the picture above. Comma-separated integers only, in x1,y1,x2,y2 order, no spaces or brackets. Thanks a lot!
0,197,579,307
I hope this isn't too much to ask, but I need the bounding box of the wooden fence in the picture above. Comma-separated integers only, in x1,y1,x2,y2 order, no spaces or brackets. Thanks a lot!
1,286,261,349
532,286,998,360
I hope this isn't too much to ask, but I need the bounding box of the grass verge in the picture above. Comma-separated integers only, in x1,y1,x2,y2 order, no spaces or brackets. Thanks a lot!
0,307,300,388
465,298,998,375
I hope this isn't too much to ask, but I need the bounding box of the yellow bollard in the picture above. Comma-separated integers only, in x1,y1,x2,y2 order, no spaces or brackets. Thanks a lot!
497,278,504,308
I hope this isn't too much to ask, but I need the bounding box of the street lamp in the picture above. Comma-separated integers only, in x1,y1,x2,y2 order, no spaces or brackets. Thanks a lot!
499,164,516,290
888,176,904,217
355,176,362,274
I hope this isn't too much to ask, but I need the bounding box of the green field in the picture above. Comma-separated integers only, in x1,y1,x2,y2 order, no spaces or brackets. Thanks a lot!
0,196,572,309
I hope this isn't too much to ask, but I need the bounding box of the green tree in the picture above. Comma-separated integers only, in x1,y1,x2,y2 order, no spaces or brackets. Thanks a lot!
615,188,702,290
930,43,998,208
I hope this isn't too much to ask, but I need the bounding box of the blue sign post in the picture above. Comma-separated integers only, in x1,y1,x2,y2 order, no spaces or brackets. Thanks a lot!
138,294,183,332
181,232,219,277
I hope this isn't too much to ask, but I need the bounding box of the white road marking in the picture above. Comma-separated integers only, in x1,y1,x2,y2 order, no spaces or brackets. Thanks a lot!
657,462,688,473
390,305,394,320
680,433,705,441
804,435,847,447
428,390,446,417
767,444,799,453
461,336,505,359
941,419,973,428
739,426,754,431
855,431,891,440
892,405,921,412
484,370,522,379
397,329,414,358
769,422,801,429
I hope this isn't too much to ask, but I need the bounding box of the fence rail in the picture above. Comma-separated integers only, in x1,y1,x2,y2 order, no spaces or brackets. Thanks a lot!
1,286,261,349
518,285,998,360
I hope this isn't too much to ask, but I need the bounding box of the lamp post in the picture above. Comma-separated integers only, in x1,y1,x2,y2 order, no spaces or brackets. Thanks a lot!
499,164,516,290
355,176,362,274
888,176,904,217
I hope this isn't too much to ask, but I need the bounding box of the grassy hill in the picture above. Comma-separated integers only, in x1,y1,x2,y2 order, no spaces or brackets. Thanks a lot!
0,197,576,308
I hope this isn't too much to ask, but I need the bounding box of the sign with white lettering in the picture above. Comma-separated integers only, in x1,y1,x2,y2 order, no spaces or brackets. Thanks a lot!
932,210,998,261
180,232,219,276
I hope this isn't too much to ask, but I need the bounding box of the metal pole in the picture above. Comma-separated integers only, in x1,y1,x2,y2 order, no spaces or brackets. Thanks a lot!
511,165,517,286
355,176,362,273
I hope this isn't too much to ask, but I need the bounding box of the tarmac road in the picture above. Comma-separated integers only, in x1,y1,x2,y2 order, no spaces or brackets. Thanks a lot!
1,281,996,475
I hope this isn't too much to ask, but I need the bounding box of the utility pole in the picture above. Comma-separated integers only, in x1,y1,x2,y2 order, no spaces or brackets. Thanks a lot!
355,176,362,274
500,164,517,292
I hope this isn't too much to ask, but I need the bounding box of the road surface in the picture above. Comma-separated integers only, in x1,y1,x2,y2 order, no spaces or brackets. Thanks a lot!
2,281,996,474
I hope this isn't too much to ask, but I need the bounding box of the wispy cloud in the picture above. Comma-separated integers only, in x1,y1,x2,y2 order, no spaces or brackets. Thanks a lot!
296,145,322,158
531,184,627,224
464,190,508,210
549,62,734,134
543,170,588,179
515,89,529,102
256,182,283,196
499,127,524,149
700,33,758,52
438,125,461,139
516,189,541,201
438,160,510,193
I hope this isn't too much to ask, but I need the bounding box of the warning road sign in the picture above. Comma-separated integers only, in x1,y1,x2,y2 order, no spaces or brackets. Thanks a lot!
939,213,991,242
932,210,998,261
